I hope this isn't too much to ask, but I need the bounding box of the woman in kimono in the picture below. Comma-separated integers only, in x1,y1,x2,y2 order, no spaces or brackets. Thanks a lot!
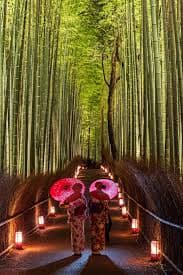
89,181,110,255
64,183,87,256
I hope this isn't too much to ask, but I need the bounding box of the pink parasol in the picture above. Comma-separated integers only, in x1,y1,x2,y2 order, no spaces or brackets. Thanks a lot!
50,178,85,204
89,179,118,200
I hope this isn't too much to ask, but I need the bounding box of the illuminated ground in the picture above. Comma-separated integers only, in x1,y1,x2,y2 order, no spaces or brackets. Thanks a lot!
0,169,162,275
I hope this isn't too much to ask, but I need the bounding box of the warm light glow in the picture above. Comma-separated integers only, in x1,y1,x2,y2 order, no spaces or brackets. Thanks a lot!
121,206,128,217
118,192,122,199
100,165,104,170
151,241,160,260
131,219,139,233
104,168,108,173
119,198,125,206
118,187,121,192
110,175,114,179
39,216,44,225
15,231,23,249
50,206,55,214
38,216,45,229
108,172,111,177
15,231,23,244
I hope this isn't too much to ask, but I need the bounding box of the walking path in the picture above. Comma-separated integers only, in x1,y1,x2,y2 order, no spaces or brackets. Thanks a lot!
0,169,162,275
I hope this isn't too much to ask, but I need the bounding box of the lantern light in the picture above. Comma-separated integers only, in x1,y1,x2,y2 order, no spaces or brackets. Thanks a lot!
131,218,139,234
118,192,122,199
108,172,112,177
151,240,161,261
15,231,23,250
121,206,128,218
100,165,104,170
104,168,108,173
119,198,125,207
38,216,45,229
49,206,56,217
110,175,114,180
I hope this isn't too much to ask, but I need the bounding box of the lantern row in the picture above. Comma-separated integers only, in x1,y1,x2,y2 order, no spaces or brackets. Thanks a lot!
100,165,114,180
15,164,84,250
74,165,85,179
15,205,56,250
117,183,161,261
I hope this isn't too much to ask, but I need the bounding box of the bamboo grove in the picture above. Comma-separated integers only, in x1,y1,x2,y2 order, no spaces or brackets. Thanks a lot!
0,0,183,176
0,0,81,176
112,0,183,173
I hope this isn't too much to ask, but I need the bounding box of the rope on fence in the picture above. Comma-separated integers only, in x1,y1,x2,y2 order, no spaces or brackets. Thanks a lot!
124,192,183,230
124,191,183,274
0,198,49,228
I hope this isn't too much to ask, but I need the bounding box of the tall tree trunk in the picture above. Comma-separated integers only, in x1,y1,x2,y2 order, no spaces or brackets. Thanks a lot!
102,36,120,160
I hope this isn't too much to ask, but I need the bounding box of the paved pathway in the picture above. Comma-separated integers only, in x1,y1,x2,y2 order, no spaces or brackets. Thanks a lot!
0,169,162,275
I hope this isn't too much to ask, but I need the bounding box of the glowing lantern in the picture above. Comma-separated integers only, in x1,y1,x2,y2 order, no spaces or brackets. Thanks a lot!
100,165,104,170
108,172,112,177
131,219,139,234
104,168,108,173
118,192,122,199
119,198,125,207
151,240,160,261
49,206,56,217
121,206,128,218
15,231,23,249
38,216,45,229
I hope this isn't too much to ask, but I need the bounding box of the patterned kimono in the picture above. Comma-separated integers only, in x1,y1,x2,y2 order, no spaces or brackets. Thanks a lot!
67,196,87,254
90,198,109,253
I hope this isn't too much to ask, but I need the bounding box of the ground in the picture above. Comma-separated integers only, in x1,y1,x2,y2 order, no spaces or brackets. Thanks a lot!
0,169,162,275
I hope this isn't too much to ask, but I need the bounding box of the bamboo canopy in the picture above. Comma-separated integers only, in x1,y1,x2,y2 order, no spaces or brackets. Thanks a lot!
0,0,183,175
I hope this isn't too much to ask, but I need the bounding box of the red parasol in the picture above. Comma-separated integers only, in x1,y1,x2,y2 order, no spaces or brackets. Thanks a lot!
50,178,85,204
89,179,118,200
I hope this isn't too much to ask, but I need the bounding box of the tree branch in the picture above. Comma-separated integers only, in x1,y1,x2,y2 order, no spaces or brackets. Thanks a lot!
102,52,110,87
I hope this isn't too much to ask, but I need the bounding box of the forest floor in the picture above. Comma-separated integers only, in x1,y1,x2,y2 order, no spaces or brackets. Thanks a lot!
0,169,163,275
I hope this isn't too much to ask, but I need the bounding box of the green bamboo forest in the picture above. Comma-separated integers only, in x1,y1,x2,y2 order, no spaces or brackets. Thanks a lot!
0,0,183,176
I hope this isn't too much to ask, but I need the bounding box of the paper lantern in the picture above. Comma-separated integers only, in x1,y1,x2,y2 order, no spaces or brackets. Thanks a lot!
15,231,23,249
131,219,139,234
38,216,45,229
49,206,56,217
121,206,128,218
104,168,108,173
118,192,122,199
100,165,104,170
119,198,125,207
151,240,160,261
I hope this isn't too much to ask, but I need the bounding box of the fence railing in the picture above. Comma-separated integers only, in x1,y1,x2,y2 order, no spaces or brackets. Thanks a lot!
0,198,49,257
124,190,183,274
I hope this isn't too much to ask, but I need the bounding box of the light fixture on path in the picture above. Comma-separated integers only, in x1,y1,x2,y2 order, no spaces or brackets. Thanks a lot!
15,231,23,249
121,206,128,218
131,218,139,234
38,216,45,229
151,240,161,261
119,198,125,207
49,206,56,217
